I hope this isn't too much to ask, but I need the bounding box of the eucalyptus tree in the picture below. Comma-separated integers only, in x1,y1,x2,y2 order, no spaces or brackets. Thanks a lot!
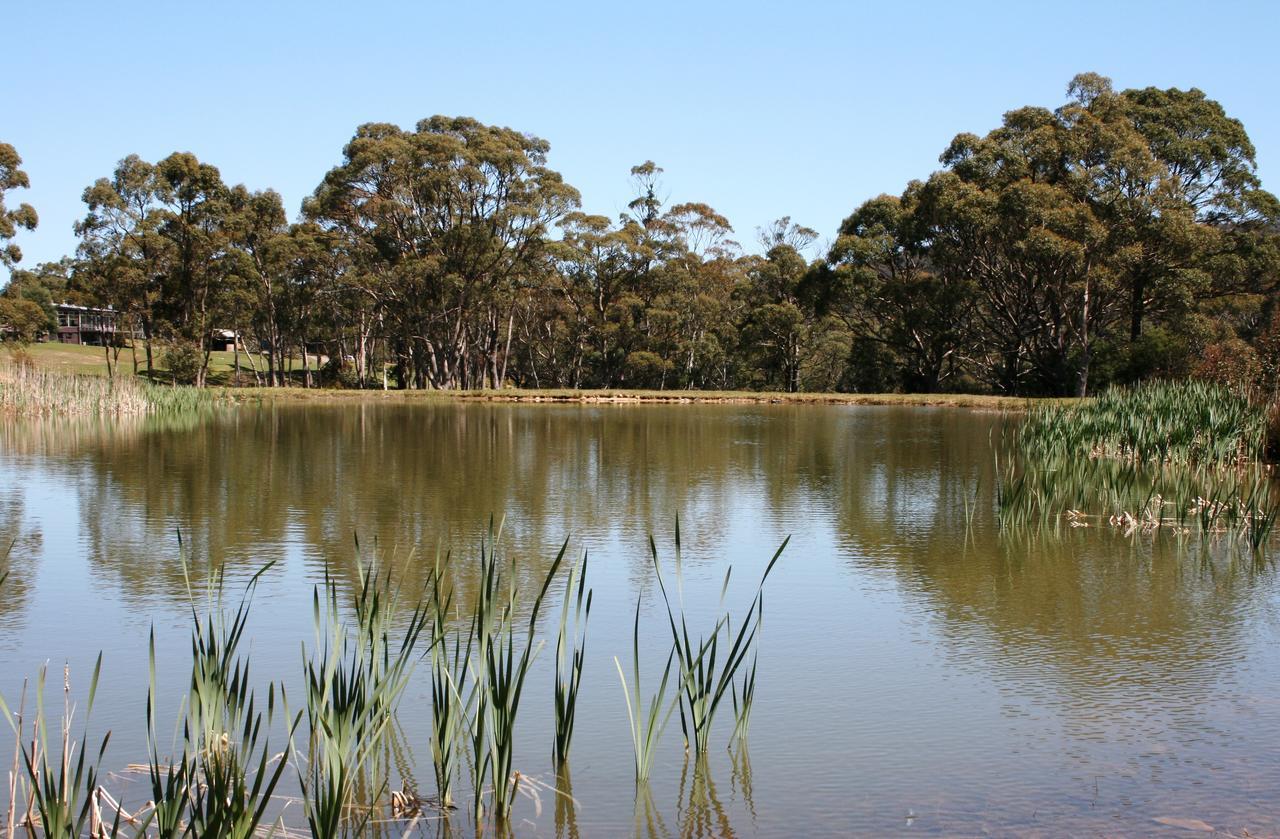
150,152,235,386
738,218,844,392
77,153,236,383
224,186,292,384
0,142,38,270
306,116,581,389
818,191,975,393
76,155,166,373
1114,78,1280,341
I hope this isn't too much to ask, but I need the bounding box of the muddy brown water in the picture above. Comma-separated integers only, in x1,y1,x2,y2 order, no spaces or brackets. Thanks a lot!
2,402,1278,836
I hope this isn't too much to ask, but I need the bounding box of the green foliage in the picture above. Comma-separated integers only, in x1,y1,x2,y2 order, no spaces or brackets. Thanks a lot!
822,74,1279,397
0,142,38,269
1020,380,1266,467
163,342,204,386
0,297,48,342
1002,381,1278,546
20,82,1276,397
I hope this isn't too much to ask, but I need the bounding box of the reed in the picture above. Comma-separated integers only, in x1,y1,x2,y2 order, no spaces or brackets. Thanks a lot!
478,536,566,821
614,598,677,782
1018,380,1266,468
297,558,429,837
427,552,470,809
552,554,592,767
0,358,216,419
0,658,113,839
1001,381,1280,546
652,523,787,759
0,524,783,834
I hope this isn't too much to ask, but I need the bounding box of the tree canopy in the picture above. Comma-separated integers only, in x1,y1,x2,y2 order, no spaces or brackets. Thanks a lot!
4,78,1278,395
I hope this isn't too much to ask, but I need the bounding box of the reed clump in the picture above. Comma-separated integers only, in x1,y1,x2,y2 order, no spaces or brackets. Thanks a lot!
1019,380,1266,468
1001,381,1279,546
0,358,216,419
0,522,785,835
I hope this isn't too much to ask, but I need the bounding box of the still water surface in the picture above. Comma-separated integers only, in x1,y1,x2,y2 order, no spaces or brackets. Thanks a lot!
1,403,1278,836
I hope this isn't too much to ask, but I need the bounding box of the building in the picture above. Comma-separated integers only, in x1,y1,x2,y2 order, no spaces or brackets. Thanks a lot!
53,303,121,346
209,329,238,352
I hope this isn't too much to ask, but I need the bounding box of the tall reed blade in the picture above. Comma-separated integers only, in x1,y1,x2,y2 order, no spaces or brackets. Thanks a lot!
553,553,592,767
614,598,677,782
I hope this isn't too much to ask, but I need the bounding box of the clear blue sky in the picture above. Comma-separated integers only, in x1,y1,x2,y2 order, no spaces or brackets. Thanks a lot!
7,0,1280,272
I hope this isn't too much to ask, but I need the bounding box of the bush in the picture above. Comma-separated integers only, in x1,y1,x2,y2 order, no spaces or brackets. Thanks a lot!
0,297,50,343
622,351,671,389
1193,338,1261,391
163,342,204,385
319,356,361,389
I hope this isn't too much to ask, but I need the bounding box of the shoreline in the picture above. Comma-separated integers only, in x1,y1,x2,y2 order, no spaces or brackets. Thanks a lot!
224,387,1057,411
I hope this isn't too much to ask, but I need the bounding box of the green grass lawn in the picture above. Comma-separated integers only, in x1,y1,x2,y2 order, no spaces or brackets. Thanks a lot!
14,341,295,384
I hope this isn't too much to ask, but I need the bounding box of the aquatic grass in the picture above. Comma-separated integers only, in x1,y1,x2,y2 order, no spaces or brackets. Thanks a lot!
1018,380,1267,468
552,554,592,767
0,358,217,419
614,599,678,783
480,537,566,821
652,523,787,759
184,681,291,839
428,552,471,809
0,658,113,839
297,556,429,837
0,523,788,833
999,382,1280,548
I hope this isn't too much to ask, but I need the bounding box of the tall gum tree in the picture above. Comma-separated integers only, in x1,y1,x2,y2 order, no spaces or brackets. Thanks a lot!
305,116,580,389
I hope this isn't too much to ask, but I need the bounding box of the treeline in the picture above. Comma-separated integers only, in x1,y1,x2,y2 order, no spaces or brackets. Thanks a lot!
2,73,1279,395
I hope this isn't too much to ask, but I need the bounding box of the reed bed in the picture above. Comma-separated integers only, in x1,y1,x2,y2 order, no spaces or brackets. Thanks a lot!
0,360,215,419
1019,380,1267,467
1001,381,1279,546
0,523,782,836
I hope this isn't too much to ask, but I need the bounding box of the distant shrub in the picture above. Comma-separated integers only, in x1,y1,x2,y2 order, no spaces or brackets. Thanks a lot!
0,297,49,343
163,342,204,385
320,356,361,389
622,351,671,389
1193,338,1261,391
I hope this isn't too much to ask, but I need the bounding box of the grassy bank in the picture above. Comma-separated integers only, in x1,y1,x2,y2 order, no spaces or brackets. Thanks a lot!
18,341,259,383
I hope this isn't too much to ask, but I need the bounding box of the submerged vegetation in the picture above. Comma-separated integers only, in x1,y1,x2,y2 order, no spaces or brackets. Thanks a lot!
999,381,1279,546
0,525,786,836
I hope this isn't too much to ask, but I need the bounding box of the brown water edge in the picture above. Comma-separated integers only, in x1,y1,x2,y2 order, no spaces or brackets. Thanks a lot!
223,386,1058,411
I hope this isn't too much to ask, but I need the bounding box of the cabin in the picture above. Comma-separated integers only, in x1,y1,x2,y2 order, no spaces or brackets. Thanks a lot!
53,303,120,346
209,329,238,352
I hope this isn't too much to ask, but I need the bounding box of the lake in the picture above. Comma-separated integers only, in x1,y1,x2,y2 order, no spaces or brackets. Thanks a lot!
2,402,1278,836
